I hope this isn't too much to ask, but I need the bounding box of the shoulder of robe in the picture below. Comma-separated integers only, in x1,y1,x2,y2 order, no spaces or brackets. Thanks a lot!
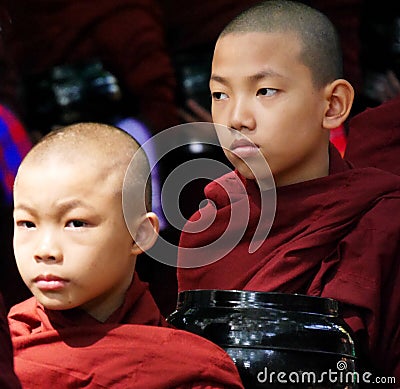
8,297,41,336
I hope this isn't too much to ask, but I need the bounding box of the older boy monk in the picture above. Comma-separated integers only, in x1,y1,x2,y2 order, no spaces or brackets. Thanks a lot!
177,0,400,383
8,123,244,388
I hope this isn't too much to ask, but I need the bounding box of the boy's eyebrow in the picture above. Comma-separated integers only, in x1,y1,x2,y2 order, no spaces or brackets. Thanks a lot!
14,199,96,214
210,74,228,84
210,69,283,84
13,203,36,214
247,69,283,81
54,199,96,213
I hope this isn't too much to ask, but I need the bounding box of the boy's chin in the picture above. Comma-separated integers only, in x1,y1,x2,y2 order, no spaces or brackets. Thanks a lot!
236,165,256,180
226,155,255,179
226,153,273,182
33,293,74,311
235,163,276,191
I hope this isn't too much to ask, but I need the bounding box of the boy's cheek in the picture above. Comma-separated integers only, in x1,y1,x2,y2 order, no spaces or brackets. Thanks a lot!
13,238,31,261
13,233,28,250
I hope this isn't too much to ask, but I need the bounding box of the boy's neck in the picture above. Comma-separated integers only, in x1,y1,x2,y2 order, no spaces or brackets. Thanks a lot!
274,154,330,188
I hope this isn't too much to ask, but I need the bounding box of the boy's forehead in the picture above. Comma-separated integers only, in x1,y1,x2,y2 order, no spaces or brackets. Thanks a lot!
22,144,111,173
14,125,149,208
20,127,141,173
25,123,140,161
215,30,300,52
15,141,131,194
16,152,122,190
212,31,303,77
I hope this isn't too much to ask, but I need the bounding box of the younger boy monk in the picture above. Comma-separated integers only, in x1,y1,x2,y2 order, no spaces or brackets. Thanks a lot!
177,0,400,383
8,122,244,388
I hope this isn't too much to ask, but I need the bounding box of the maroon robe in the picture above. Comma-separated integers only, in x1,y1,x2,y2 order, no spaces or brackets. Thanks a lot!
178,145,400,383
8,272,244,388
345,95,400,176
0,294,22,389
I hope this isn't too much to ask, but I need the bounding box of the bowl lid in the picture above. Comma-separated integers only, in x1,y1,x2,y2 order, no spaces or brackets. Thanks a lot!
177,289,340,316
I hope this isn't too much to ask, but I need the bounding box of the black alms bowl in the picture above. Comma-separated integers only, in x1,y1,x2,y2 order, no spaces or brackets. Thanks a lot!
167,290,357,388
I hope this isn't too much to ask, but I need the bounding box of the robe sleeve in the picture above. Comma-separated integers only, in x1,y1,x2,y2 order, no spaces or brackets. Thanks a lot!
10,325,244,389
320,197,400,383
345,95,400,176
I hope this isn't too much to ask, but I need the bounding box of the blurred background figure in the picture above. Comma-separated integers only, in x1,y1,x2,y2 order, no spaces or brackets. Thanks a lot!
1,0,180,136
359,1,400,107
159,0,263,114
0,103,31,205
0,103,32,311
0,16,32,310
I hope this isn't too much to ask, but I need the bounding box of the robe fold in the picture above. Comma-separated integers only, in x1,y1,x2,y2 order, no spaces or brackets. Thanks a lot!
0,294,22,389
178,144,400,383
8,272,244,389
345,95,400,176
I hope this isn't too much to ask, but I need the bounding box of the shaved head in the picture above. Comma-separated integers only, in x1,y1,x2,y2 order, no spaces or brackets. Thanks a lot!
25,122,139,162
16,122,152,212
219,0,342,88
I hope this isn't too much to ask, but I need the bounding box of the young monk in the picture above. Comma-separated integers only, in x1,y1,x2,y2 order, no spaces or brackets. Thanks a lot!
8,122,244,388
177,0,400,383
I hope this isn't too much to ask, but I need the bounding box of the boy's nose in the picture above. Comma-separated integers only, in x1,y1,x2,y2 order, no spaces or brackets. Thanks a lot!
229,99,256,132
34,232,62,263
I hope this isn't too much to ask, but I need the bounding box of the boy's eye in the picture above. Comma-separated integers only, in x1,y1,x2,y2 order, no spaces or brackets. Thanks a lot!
212,92,228,100
66,220,87,228
257,88,277,97
17,221,36,229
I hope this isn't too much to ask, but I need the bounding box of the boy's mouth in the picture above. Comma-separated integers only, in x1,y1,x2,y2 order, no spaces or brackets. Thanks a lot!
34,274,69,291
229,138,259,158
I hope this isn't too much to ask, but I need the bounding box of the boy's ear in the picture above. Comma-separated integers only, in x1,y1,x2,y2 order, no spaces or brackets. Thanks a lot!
323,79,354,129
131,212,159,255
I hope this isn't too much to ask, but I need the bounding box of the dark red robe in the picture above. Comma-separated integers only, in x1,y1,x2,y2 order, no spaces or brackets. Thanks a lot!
0,294,22,389
178,145,400,383
345,95,400,176
8,273,244,388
